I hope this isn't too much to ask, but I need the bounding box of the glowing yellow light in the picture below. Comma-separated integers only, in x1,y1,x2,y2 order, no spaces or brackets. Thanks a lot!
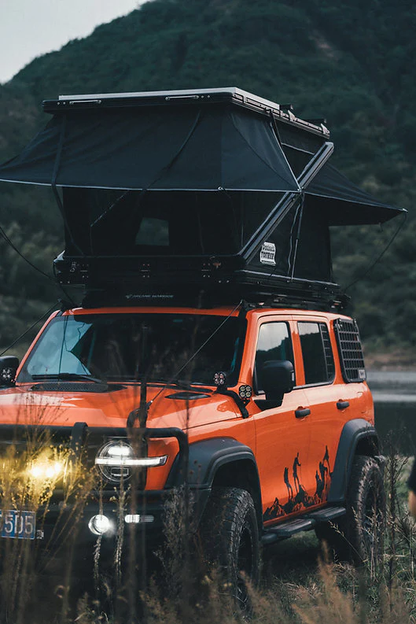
45,466,55,478
30,465,42,478
28,459,64,480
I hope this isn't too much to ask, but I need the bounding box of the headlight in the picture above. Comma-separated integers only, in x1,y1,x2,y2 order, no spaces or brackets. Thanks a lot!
95,440,167,483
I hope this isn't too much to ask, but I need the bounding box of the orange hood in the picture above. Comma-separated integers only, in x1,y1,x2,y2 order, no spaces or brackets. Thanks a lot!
0,383,240,431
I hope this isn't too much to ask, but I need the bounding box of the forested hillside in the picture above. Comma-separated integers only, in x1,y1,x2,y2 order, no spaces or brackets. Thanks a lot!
0,0,415,361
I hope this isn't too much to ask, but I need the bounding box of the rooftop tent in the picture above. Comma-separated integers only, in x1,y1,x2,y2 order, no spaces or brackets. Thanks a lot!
0,87,405,304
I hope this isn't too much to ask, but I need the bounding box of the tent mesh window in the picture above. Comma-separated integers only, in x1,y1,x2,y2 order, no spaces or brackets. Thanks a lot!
334,319,366,383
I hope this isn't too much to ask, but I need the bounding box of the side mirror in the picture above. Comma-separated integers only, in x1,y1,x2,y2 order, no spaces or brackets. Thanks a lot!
261,360,294,404
0,356,20,387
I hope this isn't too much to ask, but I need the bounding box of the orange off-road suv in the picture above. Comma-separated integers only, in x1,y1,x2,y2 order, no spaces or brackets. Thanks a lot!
0,87,393,605
0,301,385,600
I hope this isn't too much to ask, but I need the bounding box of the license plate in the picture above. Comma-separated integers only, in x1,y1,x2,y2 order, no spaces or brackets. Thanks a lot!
0,510,36,540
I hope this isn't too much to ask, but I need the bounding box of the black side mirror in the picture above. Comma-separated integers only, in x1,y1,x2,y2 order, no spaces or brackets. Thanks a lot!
261,360,294,404
0,356,20,387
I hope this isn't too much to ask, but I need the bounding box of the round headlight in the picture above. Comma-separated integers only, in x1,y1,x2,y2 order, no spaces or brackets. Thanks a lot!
95,440,134,482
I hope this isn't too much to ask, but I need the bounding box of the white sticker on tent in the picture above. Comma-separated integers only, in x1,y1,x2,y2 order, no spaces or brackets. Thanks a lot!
260,242,276,266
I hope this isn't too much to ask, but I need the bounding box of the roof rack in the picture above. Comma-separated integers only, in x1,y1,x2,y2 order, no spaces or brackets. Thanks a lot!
79,278,347,313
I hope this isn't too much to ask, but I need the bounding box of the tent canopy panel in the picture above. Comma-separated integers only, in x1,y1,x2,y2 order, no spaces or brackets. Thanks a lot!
305,162,404,224
0,105,299,192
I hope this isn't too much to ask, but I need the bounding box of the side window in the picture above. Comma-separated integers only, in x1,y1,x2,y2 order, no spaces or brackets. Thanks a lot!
255,322,294,393
298,322,335,385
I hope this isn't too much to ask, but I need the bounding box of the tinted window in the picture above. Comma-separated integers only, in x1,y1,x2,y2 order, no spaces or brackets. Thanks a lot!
255,322,294,393
298,322,335,385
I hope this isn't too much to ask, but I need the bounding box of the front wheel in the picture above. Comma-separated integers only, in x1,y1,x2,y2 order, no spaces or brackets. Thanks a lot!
199,487,260,611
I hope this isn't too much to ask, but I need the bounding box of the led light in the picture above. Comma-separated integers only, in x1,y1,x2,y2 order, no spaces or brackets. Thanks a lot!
28,459,64,480
88,514,112,536
45,466,55,479
95,456,167,467
213,371,227,386
107,445,132,457
125,514,154,524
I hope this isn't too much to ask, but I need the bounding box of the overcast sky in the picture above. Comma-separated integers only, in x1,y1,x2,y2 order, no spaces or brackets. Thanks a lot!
0,0,148,84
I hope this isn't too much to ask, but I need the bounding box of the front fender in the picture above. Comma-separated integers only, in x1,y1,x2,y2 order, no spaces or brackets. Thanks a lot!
166,437,261,528
166,437,257,488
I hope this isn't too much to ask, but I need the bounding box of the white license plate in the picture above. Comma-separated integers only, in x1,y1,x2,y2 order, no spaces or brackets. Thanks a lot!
0,510,36,540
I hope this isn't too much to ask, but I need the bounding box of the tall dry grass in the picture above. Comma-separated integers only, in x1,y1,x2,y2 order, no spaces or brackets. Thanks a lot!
0,412,416,623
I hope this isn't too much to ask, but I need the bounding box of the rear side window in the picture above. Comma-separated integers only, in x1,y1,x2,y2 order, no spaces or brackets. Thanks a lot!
255,322,294,393
298,322,335,385
334,318,366,383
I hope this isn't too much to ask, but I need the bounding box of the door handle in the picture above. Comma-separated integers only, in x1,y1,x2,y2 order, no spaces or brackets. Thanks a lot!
337,400,350,410
295,407,311,419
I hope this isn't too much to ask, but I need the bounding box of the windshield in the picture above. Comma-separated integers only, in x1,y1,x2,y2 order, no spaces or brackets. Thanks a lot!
18,313,244,386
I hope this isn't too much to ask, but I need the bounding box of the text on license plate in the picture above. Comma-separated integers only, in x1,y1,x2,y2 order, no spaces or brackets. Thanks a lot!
0,511,36,540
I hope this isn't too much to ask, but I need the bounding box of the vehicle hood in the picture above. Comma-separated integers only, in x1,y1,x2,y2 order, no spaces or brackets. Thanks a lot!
0,383,239,430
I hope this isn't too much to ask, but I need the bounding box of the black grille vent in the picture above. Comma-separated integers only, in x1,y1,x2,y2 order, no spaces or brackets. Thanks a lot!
334,318,366,383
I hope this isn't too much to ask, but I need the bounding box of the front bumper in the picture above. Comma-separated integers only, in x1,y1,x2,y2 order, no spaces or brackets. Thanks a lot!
0,424,209,561
37,485,211,552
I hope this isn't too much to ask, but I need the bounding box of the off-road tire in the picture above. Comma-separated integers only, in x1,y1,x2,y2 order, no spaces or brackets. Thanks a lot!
316,455,385,565
199,487,260,611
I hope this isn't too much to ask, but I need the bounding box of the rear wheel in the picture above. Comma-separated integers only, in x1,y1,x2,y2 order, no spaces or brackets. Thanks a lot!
199,487,260,611
316,455,385,565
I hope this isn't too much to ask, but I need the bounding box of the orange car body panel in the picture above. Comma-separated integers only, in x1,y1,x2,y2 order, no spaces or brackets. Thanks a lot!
0,305,374,527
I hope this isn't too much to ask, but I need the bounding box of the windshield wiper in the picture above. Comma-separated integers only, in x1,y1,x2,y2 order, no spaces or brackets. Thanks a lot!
159,379,213,392
32,373,107,385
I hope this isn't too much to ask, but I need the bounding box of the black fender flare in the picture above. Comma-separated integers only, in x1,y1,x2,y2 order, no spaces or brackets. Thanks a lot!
166,437,262,527
328,418,380,504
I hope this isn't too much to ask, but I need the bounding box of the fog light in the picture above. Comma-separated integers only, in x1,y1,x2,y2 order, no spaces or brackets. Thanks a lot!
125,514,154,524
88,514,112,535
28,460,65,481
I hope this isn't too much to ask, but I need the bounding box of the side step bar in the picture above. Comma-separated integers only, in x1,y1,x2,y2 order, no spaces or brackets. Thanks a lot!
262,506,346,545
307,507,346,523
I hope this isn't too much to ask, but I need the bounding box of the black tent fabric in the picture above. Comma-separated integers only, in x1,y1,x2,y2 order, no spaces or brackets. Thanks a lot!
61,188,286,257
0,104,404,224
0,106,299,192
305,162,402,224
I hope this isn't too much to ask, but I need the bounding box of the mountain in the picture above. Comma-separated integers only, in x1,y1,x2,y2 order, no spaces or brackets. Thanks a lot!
0,0,415,360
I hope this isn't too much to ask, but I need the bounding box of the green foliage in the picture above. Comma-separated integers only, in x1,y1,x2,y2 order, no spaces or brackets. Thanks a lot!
0,0,416,356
